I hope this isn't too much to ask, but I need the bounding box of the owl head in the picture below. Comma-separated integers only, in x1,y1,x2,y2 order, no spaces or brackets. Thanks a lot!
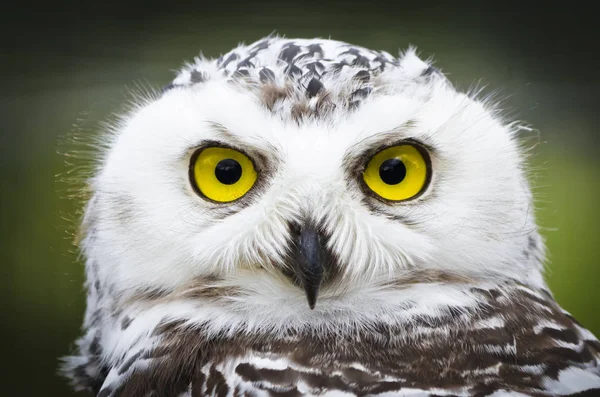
82,37,545,313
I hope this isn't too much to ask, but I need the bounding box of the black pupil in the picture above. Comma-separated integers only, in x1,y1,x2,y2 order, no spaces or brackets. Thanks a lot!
379,158,406,185
215,158,242,185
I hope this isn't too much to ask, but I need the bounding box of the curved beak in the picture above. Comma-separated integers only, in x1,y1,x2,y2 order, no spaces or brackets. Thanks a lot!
293,225,326,309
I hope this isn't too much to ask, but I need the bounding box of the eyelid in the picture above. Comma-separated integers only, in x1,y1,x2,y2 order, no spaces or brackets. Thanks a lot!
365,138,437,163
186,140,274,175
345,138,434,177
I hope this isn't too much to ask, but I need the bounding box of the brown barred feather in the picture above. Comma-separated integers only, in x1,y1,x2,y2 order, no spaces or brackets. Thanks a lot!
95,284,600,397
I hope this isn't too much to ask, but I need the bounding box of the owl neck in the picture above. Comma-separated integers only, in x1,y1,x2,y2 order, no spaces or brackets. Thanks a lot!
86,269,549,365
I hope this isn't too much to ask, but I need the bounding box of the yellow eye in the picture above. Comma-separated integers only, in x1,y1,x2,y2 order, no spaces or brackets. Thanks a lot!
190,147,257,203
362,144,430,201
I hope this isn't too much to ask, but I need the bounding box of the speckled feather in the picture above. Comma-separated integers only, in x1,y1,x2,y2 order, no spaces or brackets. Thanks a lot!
167,37,434,122
76,284,600,397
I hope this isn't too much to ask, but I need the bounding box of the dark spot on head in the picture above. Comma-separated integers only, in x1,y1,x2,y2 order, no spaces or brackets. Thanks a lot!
121,316,133,330
306,43,323,58
329,62,348,74
350,87,372,100
528,235,537,250
88,309,102,327
279,42,301,64
259,68,276,83
190,70,205,84
237,58,254,69
305,61,325,77
421,66,439,77
341,48,371,68
89,334,102,356
348,100,361,110
373,55,390,71
232,69,250,78
250,39,270,54
351,55,370,68
305,78,324,98
341,48,361,56
353,70,371,82
284,64,303,78
220,53,239,69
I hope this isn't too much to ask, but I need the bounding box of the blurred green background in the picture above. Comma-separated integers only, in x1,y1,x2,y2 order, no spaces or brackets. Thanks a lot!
2,2,598,395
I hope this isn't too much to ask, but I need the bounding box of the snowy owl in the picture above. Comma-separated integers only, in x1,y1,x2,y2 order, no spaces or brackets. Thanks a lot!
63,36,600,396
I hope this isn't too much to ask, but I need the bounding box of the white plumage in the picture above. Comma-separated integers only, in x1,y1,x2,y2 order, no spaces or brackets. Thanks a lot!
63,36,600,396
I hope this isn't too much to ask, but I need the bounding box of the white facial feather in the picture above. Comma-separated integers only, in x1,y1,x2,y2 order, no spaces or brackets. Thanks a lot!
68,38,548,358
85,56,543,301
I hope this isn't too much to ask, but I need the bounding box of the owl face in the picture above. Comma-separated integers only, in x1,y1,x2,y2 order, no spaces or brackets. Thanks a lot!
84,39,544,309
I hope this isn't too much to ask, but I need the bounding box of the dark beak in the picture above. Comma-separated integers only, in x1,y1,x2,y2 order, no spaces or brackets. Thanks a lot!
293,225,326,309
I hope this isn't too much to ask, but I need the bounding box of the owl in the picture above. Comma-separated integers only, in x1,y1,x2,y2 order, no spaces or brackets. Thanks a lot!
62,36,600,396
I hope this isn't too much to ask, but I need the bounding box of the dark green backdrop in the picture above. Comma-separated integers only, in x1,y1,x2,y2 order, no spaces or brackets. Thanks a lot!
2,2,598,396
